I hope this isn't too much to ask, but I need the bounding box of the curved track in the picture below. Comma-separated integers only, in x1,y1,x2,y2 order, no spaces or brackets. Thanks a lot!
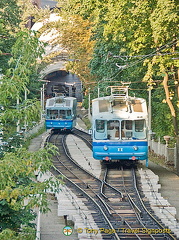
46,130,177,240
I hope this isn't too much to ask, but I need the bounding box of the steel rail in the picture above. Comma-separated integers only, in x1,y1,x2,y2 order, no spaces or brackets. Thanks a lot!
53,167,121,240
72,130,177,239
63,134,156,239
48,132,177,240
72,128,92,147
48,133,120,239
132,168,177,240
69,131,175,239
121,166,161,240
52,137,121,240
103,166,144,240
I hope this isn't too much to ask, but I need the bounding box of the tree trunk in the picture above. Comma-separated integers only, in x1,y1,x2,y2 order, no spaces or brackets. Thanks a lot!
163,72,178,135
178,69,179,100
176,135,179,175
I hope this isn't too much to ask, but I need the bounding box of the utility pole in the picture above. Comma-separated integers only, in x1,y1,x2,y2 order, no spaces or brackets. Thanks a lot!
176,136,179,176
24,89,27,131
16,97,20,132
42,83,45,113
98,87,100,98
148,85,152,141
88,88,91,120
40,85,45,121
39,80,50,121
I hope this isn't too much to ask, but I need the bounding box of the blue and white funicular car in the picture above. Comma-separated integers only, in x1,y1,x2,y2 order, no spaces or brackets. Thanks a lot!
45,93,77,131
92,86,148,166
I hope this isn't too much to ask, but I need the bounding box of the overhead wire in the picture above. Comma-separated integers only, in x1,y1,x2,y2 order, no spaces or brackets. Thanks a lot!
114,38,179,70
101,38,179,83
129,85,176,91
113,52,179,60
94,38,179,86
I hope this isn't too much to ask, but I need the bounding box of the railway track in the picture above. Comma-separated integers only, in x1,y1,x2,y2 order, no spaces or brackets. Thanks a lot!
46,130,177,240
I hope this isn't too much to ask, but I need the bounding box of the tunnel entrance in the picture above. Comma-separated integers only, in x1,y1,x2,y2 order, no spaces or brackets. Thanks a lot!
43,70,82,102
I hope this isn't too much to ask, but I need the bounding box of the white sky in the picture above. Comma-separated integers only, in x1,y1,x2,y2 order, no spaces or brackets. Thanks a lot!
41,0,57,8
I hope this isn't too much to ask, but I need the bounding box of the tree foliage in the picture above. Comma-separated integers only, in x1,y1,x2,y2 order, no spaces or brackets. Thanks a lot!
0,4,62,239
0,144,61,239
17,0,52,29
0,0,49,141
56,0,179,138
0,0,21,72
1,31,45,102
39,7,96,85
0,30,46,139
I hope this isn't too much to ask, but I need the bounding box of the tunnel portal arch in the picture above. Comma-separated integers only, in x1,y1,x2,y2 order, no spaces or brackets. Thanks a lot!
42,68,82,102
32,14,83,101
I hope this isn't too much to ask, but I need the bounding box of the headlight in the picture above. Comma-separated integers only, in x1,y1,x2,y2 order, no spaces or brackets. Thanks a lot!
133,146,138,151
103,145,108,151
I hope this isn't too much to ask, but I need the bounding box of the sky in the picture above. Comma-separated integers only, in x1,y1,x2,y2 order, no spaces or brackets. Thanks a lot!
41,0,57,8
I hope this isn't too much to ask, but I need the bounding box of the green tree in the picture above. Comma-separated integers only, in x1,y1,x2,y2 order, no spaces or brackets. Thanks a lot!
0,145,61,239
0,0,21,72
145,0,179,135
0,30,46,141
0,0,49,143
58,14,95,84
58,0,179,138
